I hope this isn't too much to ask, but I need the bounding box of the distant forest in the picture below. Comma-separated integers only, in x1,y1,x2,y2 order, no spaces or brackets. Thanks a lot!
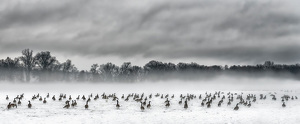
0,49,300,82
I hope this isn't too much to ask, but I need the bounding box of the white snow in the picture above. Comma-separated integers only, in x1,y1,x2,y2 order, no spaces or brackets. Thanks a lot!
0,77,299,124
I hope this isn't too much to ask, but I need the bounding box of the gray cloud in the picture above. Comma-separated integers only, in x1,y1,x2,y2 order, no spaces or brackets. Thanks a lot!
0,0,300,68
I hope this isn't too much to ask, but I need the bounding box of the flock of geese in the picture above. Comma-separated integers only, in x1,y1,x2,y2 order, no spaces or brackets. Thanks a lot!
5,91,298,111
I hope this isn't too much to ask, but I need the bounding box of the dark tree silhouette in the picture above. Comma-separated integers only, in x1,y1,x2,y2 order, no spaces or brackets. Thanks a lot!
62,59,75,81
35,51,57,71
99,63,119,82
34,51,57,81
131,65,143,82
119,62,132,82
1,49,300,82
90,64,99,82
0,57,23,82
77,70,87,82
20,49,35,82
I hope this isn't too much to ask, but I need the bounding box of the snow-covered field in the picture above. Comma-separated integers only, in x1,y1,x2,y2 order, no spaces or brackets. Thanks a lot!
0,78,300,124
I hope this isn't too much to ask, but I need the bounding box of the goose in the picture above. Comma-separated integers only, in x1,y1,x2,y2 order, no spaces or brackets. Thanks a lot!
63,101,70,109
13,98,16,103
43,98,47,104
247,101,251,107
147,101,151,108
142,100,147,106
71,100,75,107
179,98,183,105
207,102,211,108
76,95,80,100
20,94,24,100
227,101,231,106
272,96,276,100
206,100,212,105
65,100,70,104
165,101,170,108
234,104,239,110
52,95,56,101
7,102,12,109
32,95,36,100
69,95,72,100
165,98,169,103
140,102,145,111
282,102,286,107
116,100,120,109
218,101,221,107
165,94,169,98
201,101,204,107
85,101,89,109
184,100,188,109
18,98,21,105
7,102,17,109
28,101,32,108
74,100,77,106
220,99,224,104
47,93,49,98
125,96,129,101
39,97,42,101
6,95,9,100
155,93,159,97
112,96,117,101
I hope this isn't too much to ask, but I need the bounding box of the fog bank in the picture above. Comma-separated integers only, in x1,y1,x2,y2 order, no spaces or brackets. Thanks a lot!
0,76,299,94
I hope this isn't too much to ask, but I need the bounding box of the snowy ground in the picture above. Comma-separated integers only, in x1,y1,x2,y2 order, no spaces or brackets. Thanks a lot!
0,78,300,124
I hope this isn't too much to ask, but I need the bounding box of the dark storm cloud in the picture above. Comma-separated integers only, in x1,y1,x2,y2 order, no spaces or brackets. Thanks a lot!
0,0,90,29
0,0,300,64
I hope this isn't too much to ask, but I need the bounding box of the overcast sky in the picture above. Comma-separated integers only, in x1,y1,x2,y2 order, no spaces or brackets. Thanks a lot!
0,0,300,70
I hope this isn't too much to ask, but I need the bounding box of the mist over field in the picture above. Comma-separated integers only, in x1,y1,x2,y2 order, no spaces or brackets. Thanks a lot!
1,76,299,92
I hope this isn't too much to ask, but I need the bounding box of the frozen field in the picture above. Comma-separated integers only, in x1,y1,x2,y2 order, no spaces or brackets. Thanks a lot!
0,78,300,124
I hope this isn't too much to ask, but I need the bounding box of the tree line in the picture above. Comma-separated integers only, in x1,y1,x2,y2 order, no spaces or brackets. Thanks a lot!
0,49,300,82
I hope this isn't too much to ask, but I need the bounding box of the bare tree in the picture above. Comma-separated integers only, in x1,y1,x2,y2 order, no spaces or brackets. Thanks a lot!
90,64,99,82
34,51,57,81
1,57,22,82
62,60,74,72
20,49,35,82
119,62,132,82
99,63,119,82
35,51,57,71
